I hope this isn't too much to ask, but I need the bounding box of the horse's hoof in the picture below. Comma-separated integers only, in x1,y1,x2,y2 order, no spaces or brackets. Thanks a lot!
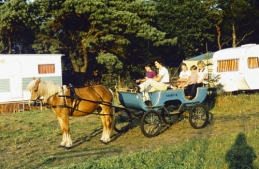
101,140,109,145
64,146,71,150
58,145,65,148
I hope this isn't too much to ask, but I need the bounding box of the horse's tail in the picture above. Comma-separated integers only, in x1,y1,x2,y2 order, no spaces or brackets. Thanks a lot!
108,88,115,130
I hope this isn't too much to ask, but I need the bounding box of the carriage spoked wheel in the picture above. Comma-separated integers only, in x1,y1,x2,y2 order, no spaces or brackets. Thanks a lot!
189,104,209,129
114,107,132,133
140,110,162,137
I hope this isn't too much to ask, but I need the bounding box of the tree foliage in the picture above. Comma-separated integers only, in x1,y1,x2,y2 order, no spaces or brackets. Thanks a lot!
155,0,216,59
29,0,176,84
214,0,259,48
0,0,259,85
0,0,34,53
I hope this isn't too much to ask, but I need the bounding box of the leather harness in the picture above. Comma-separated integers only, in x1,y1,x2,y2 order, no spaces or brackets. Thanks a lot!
50,85,113,116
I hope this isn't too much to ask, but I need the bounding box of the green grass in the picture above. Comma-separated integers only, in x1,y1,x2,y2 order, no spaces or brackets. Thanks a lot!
1,93,259,168
52,130,259,169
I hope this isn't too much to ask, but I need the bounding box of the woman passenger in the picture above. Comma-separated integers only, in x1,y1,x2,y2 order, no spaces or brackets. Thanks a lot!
177,63,191,89
184,65,198,99
197,60,208,87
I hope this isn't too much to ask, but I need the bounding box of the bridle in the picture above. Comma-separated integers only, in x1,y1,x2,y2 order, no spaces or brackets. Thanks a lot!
29,83,41,105
31,82,75,115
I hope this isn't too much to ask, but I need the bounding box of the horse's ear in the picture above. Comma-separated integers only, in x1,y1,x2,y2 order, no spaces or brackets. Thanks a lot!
36,78,41,84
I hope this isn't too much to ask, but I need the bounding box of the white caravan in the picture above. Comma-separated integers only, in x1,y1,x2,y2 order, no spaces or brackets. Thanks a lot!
0,54,63,102
212,44,259,92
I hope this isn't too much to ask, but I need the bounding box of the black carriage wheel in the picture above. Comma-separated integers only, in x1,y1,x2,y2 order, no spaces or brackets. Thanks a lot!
161,106,180,125
140,110,162,138
114,108,132,133
189,104,209,129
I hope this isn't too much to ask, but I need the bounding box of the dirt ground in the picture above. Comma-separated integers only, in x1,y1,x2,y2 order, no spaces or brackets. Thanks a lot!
107,111,259,152
67,109,259,158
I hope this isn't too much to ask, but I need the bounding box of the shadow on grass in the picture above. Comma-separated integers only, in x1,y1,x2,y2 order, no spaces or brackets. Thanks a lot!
203,89,217,112
17,126,124,169
225,132,257,169
36,146,122,169
72,127,103,148
208,111,214,124
112,108,173,138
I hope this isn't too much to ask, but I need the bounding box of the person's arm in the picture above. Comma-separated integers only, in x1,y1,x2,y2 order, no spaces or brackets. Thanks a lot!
136,71,157,83
187,75,193,85
200,74,207,83
152,67,168,82
136,78,146,83
148,74,163,82
198,69,208,83
195,73,199,84
179,71,190,81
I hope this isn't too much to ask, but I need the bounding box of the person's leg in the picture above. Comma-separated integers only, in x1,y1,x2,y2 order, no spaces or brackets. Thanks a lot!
148,80,168,92
196,83,203,87
138,79,168,93
142,91,150,101
189,84,197,98
138,79,152,92
184,85,191,96
188,83,203,98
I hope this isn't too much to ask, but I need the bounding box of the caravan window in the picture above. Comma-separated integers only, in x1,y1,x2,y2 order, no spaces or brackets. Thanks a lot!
248,57,259,69
38,64,55,74
217,59,239,72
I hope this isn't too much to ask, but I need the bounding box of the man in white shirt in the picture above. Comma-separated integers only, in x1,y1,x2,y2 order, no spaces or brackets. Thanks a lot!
135,58,170,93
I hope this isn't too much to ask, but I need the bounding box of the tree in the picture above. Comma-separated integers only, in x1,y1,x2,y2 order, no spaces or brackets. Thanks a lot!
214,0,259,48
0,0,34,53
31,0,176,84
155,0,215,59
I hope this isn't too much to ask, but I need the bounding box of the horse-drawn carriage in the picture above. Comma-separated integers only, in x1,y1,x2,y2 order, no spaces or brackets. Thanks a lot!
26,78,209,149
115,87,209,137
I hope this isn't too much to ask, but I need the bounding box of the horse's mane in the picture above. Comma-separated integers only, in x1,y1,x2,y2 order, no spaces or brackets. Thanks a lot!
27,80,63,103
26,79,37,91
38,81,62,97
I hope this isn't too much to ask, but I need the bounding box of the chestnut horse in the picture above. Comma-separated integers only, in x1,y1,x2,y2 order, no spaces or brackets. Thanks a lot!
26,78,114,148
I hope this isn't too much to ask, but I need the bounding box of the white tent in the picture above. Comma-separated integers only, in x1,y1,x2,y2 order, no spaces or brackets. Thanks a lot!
183,52,214,71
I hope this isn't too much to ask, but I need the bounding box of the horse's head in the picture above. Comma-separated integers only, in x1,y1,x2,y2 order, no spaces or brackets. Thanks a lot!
26,77,42,106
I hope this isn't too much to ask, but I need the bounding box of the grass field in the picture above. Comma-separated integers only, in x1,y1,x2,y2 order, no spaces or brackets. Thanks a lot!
1,93,259,168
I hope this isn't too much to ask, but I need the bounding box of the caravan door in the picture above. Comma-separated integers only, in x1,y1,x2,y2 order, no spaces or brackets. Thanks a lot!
10,60,23,98
244,56,259,90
